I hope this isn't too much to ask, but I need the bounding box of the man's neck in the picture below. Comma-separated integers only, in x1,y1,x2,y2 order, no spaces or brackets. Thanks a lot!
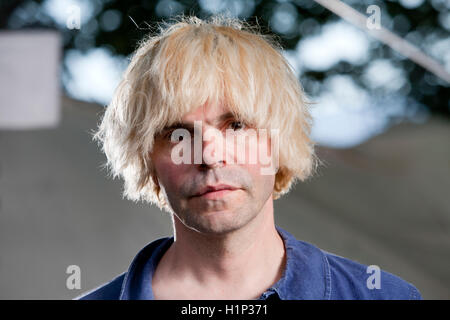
154,198,286,298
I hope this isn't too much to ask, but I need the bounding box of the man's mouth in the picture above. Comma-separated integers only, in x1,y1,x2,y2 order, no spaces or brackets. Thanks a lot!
191,184,240,198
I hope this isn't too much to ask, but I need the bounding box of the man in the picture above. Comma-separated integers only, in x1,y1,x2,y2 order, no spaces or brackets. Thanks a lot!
77,15,422,300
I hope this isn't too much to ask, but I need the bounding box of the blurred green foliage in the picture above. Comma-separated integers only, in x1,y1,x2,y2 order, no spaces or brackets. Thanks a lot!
1,0,449,118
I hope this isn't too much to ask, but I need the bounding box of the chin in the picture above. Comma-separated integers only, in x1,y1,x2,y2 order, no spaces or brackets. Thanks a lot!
184,210,253,235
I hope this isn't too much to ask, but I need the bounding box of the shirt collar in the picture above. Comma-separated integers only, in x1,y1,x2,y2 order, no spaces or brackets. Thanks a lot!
119,236,173,300
270,226,331,300
119,225,331,300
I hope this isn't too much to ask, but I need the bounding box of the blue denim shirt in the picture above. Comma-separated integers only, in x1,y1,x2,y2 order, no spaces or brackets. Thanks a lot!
76,225,422,300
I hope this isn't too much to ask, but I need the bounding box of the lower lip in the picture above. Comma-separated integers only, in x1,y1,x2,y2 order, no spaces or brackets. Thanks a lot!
195,189,238,199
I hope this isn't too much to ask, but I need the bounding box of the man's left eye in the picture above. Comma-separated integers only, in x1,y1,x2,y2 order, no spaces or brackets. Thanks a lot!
228,121,246,131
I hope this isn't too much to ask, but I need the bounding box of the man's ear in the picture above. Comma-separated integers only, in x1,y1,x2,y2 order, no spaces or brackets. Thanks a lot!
150,166,161,191
150,167,171,212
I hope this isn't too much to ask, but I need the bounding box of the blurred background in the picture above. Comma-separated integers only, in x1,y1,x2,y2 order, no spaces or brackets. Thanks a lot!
0,0,449,299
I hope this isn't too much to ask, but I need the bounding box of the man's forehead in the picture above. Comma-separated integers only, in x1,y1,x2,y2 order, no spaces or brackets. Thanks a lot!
181,101,232,123
162,111,237,133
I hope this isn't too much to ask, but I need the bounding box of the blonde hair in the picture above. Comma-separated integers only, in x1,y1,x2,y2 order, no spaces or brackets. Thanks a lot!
92,15,320,212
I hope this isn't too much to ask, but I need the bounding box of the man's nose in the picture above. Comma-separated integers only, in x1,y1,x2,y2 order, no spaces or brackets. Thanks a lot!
197,126,226,169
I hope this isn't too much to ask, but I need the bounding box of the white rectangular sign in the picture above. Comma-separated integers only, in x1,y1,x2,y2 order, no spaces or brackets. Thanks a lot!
0,30,61,129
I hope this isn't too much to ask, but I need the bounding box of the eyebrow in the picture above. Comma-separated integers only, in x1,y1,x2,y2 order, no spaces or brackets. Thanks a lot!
161,112,237,133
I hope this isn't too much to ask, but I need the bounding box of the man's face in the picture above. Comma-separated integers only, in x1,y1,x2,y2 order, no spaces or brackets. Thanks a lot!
150,102,277,235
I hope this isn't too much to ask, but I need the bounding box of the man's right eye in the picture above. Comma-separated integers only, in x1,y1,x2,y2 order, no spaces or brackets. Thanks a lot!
165,130,188,142
171,133,184,142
